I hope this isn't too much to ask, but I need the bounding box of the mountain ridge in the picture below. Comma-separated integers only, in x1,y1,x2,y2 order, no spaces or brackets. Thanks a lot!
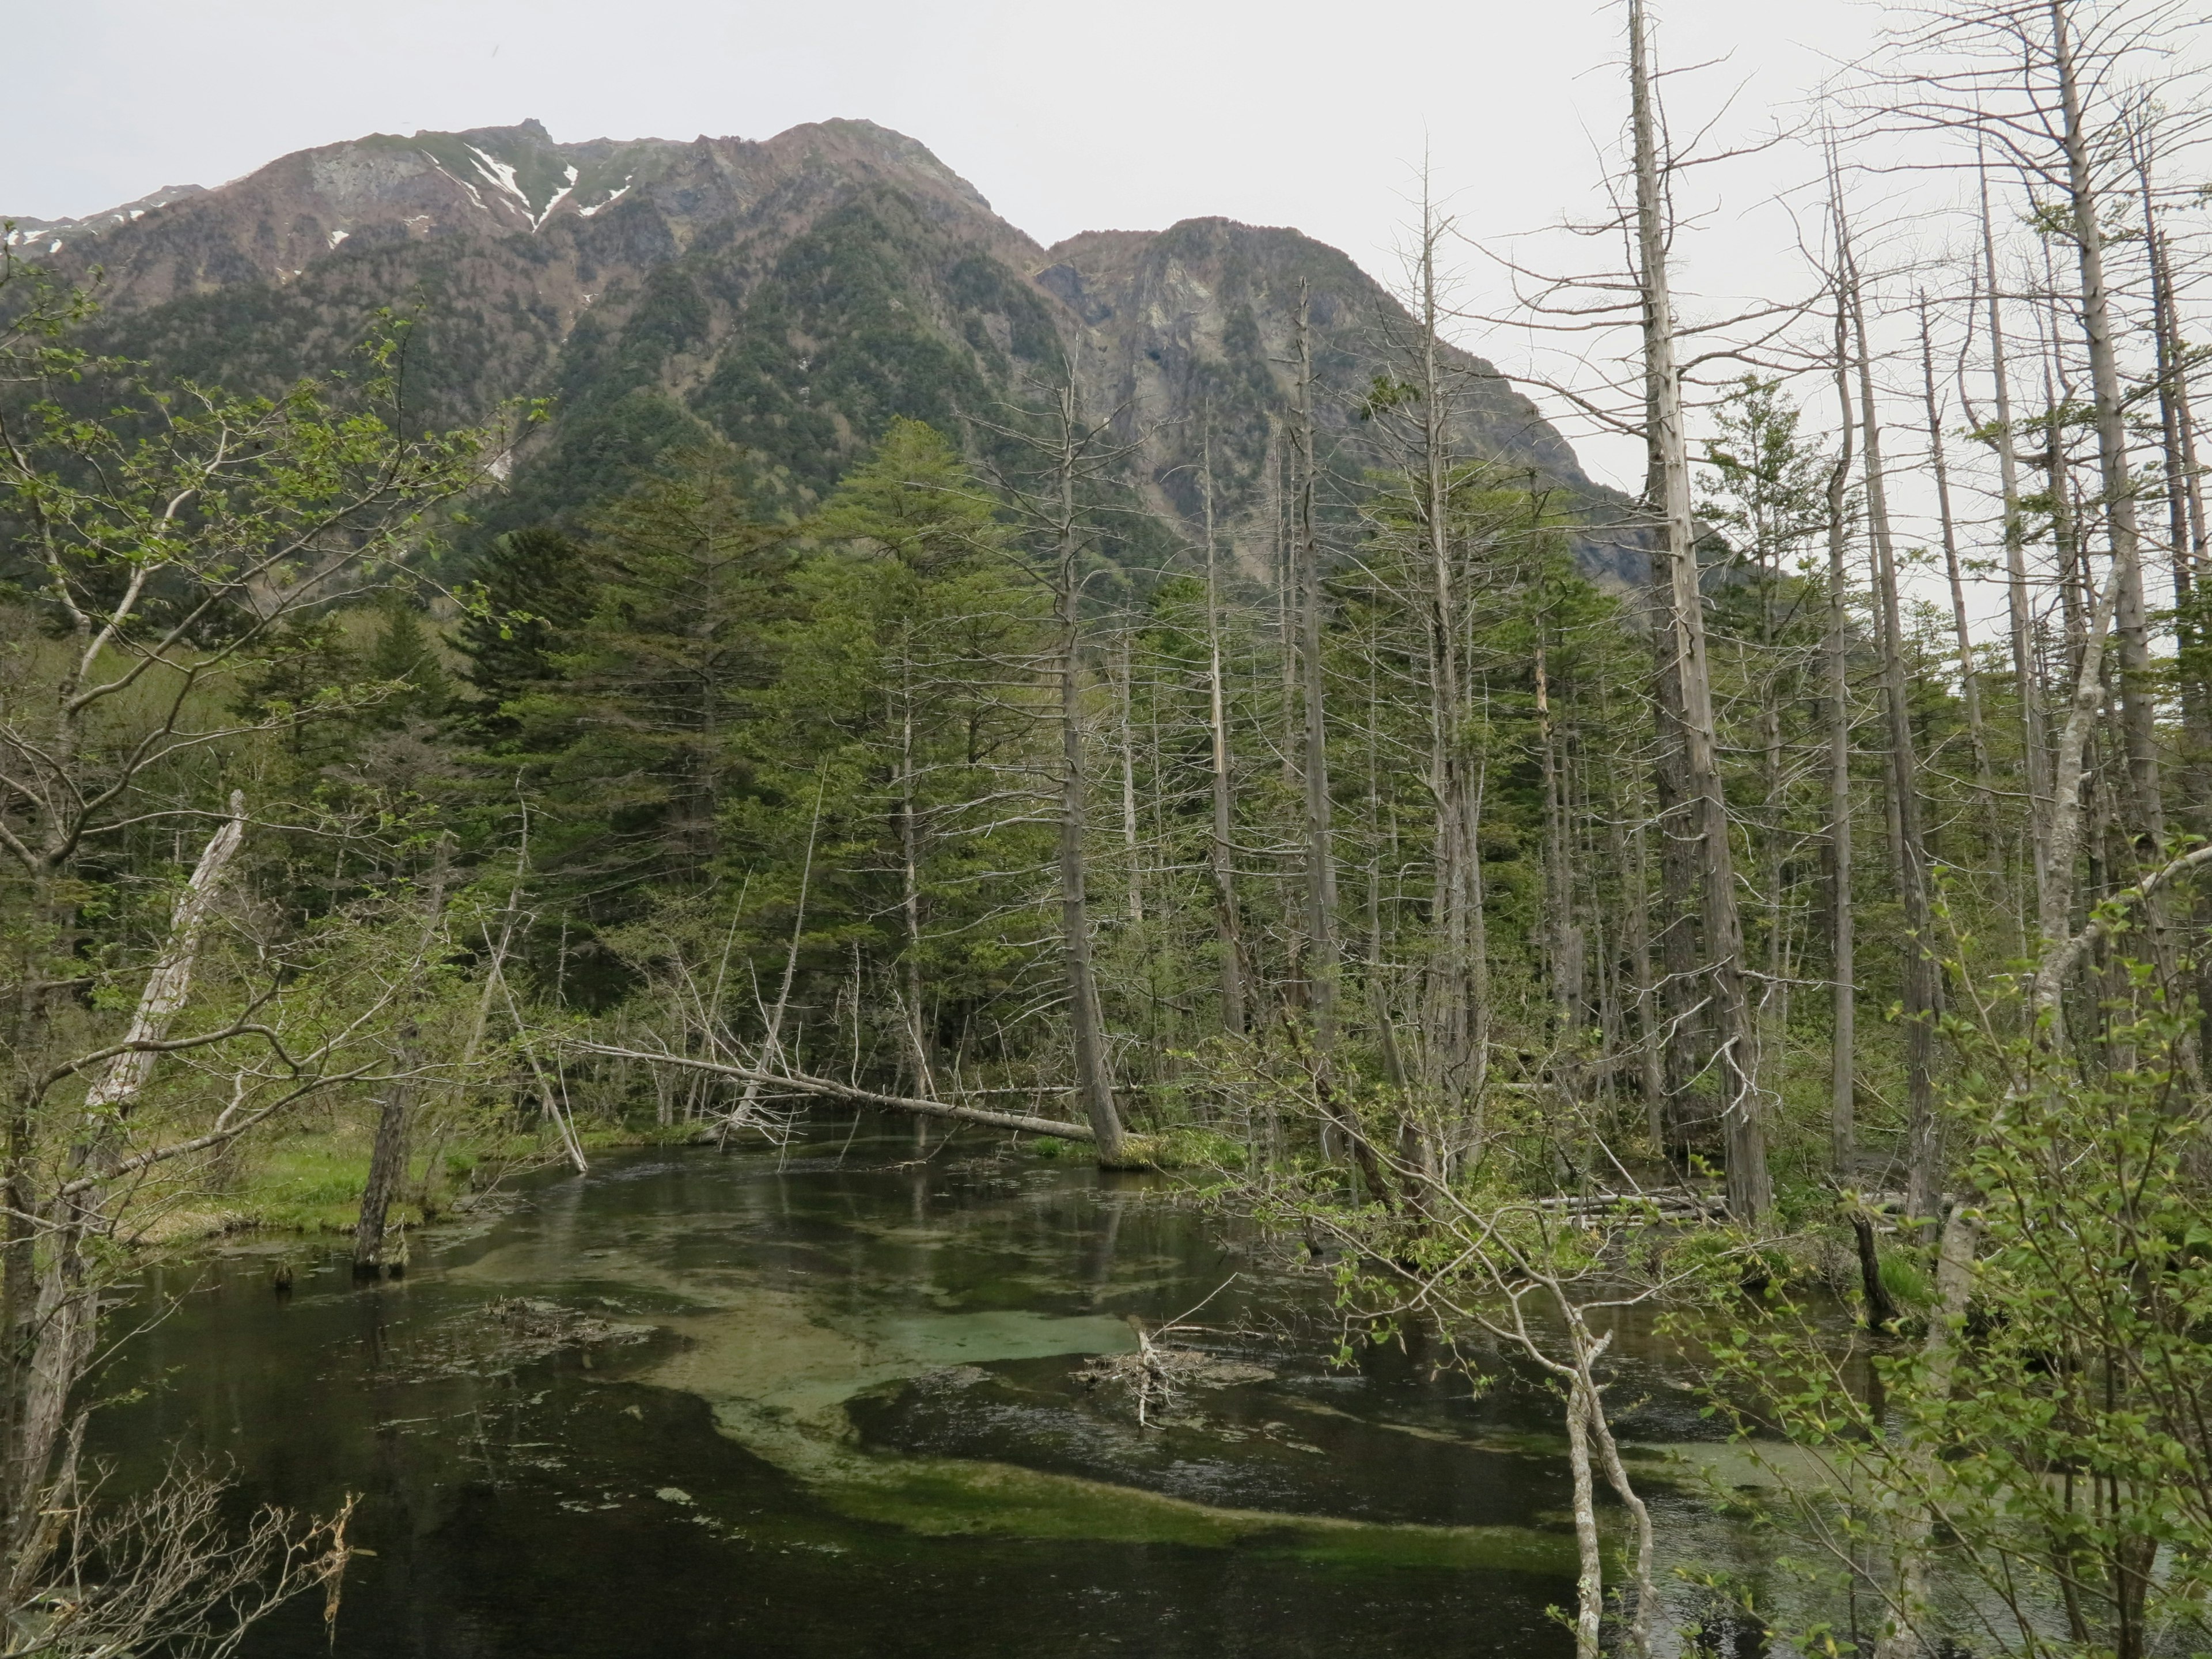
5,119,1643,583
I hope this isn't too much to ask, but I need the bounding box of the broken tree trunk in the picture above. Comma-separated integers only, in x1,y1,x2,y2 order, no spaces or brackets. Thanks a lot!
569,1042,1098,1140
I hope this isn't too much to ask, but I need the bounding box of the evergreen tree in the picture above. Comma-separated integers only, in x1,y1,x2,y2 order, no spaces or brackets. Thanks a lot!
363,601,453,729
503,446,794,919
453,525,596,734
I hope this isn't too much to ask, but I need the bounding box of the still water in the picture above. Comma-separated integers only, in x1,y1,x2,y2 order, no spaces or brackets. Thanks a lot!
101,1123,1768,1657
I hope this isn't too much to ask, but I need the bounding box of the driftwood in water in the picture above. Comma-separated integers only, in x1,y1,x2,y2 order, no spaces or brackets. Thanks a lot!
1535,1190,1724,1221
566,1041,1097,1141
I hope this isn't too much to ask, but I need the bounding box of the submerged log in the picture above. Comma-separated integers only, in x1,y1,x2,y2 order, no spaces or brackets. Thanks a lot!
565,1041,1097,1141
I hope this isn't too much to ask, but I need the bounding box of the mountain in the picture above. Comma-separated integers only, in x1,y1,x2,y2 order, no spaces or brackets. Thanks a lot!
6,119,1643,582
4,184,207,259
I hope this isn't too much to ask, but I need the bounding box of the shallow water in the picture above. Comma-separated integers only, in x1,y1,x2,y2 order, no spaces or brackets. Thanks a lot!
97,1124,1777,1657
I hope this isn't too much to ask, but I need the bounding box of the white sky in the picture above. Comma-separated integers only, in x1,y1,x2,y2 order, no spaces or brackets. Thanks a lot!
9,0,1888,495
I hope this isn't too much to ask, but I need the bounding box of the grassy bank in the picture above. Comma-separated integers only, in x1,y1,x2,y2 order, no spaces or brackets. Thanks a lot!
137,1116,707,1245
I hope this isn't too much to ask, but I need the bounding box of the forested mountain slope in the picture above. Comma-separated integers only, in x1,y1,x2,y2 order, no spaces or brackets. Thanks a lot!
9,118,1641,579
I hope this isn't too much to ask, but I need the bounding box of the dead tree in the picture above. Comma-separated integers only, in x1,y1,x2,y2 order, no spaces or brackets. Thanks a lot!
1199,426,1247,1035
968,378,1143,1163
1631,0,1769,1217
353,842,453,1277
1822,221,1862,1180
1842,225,1942,1224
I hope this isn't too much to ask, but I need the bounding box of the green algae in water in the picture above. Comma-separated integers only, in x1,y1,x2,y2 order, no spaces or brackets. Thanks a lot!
664,1302,1575,1571
461,1231,1578,1574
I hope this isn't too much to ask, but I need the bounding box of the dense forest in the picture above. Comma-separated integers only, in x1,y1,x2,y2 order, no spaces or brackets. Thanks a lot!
4,0,2212,1653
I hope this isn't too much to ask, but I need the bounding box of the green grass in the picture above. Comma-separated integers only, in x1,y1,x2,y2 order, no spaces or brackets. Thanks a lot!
241,1134,387,1233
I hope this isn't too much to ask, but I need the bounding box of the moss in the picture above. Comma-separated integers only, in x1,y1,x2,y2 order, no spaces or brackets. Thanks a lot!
817,1453,1574,1572
1142,1126,1247,1172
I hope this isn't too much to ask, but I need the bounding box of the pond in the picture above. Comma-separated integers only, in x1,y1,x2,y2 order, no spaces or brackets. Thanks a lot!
99,1122,1775,1657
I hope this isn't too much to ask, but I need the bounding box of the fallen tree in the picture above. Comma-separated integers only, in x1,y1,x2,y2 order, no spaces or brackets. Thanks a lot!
565,1041,1097,1141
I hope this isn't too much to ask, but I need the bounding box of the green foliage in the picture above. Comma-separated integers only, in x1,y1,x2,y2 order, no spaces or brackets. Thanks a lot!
1694,977,2212,1656
452,525,596,726
689,192,1047,494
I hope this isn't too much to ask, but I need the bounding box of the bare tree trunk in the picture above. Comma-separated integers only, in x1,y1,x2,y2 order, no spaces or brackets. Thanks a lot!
896,650,938,1094
1632,0,1767,1217
1982,160,2054,935
2139,147,2212,1059
2053,0,2160,848
1116,632,1142,924
1625,807,1668,1147
354,844,452,1275
1919,298,1997,817
352,1074,418,1276
1406,191,1486,1160
2139,153,2212,835
1201,429,1245,1035
1872,1205,1982,1659
1365,654,1411,1094
1565,1370,1605,1659
1294,293,1340,1066
1846,247,1942,1225
1577,1351,1658,1659
1824,256,1860,1181
1049,382,1128,1164
2034,559,2126,1027
8,796,247,1578
1539,645,1578,1036
1277,441,1300,798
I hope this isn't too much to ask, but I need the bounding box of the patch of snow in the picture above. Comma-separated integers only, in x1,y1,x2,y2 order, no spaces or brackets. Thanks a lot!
467,146,532,218
528,164,578,232
128,209,143,219
48,240,60,254
576,177,632,218
327,228,350,249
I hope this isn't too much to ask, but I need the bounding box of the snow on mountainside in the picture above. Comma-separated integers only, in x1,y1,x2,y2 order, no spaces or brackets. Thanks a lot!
5,184,207,256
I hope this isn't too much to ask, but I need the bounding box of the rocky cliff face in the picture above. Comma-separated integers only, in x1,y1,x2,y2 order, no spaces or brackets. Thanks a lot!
9,119,1642,581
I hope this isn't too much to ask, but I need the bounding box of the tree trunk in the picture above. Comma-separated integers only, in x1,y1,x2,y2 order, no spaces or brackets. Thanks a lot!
1919,298,1997,819
1200,430,1245,1035
1407,196,1485,1162
352,1068,418,1276
1632,0,1767,1217
1294,293,1340,1066
1565,1372,1605,1659
896,649,938,1093
1116,633,1142,925
2142,174,2212,832
1872,1205,1981,1659
1626,808,1668,1147
2053,0,2160,848
1051,383,1128,1164
354,843,451,1275
1824,255,1860,1181
1847,251,1941,1225
1982,161,2054,937
7,797,247,1579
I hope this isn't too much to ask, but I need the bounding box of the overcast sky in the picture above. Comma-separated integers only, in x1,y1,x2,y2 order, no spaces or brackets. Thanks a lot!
9,0,1895,491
